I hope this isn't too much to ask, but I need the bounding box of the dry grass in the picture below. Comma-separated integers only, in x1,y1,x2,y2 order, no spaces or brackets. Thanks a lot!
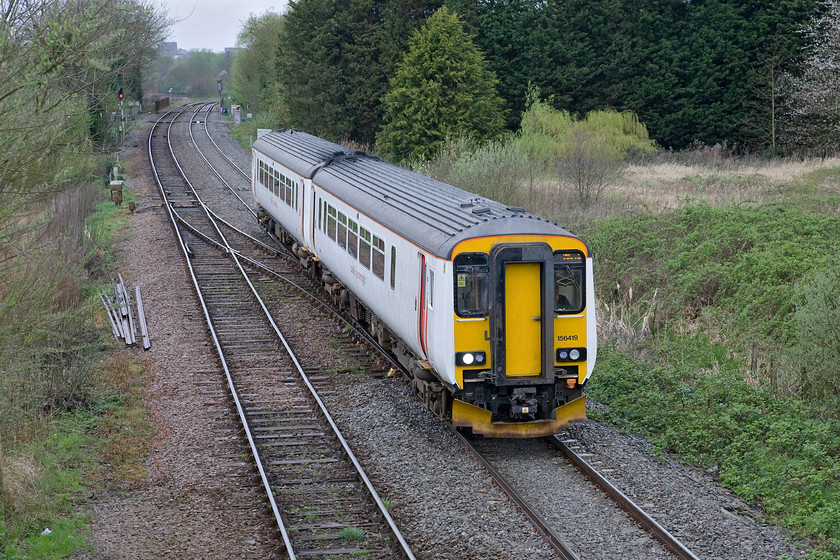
95,352,152,487
617,156,840,211
1,451,45,515
596,285,659,350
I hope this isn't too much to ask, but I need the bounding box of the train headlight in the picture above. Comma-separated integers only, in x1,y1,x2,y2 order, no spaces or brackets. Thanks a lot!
456,351,487,367
556,347,587,362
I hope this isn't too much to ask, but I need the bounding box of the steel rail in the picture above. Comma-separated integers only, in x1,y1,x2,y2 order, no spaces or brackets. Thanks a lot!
202,104,251,180
187,103,257,218
153,104,416,560
180,105,415,559
549,437,701,560
446,430,581,560
148,104,296,557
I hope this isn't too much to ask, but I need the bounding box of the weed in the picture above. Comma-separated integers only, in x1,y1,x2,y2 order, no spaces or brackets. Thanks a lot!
338,527,365,540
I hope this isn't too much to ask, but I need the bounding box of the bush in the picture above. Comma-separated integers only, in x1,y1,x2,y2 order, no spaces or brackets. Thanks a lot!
792,264,840,412
516,95,655,208
586,203,840,377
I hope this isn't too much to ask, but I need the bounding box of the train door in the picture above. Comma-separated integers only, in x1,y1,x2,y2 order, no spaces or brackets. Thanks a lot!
425,264,436,361
417,253,428,358
308,187,317,251
489,243,554,383
504,262,542,376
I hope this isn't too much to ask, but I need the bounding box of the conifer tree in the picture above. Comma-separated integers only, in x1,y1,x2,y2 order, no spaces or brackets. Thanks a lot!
377,7,505,162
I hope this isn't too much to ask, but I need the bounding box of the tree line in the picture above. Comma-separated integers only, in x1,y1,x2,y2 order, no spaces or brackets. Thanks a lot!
231,0,840,157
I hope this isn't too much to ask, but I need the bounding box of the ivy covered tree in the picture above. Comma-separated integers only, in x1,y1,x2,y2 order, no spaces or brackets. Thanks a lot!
377,7,505,162
231,12,285,117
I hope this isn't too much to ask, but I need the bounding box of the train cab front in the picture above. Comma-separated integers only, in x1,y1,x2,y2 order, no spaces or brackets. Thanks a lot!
450,240,593,438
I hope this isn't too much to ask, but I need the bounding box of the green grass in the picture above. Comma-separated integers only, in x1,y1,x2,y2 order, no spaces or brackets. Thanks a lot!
586,202,840,367
589,342,840,555
338,527,365,540
2,411,96,559
230,112,279,150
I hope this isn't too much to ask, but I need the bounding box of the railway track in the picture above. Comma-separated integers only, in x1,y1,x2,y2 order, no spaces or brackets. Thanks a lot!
155,103,704,560
148,103,414,560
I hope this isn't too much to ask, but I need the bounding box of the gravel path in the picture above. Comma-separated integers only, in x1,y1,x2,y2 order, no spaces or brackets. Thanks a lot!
78,107,816,559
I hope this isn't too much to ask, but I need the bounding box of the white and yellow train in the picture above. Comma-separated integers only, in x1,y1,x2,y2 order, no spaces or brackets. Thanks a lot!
252,130,596,438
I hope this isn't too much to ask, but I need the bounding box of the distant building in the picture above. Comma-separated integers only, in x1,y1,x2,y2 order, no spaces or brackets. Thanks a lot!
224,47,242,56
160,41,188,57
161,42,178,56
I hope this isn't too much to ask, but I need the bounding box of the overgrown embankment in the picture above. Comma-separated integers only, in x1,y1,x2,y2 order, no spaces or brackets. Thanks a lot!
1,182,153,559
584,201,840,556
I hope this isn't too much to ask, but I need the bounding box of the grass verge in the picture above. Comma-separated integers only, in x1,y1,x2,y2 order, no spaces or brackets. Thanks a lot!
2,173,153,558
1,352,151,559
589,341,840,557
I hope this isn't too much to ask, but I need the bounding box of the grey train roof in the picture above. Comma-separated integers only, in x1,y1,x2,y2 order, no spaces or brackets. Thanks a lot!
253,130,579,259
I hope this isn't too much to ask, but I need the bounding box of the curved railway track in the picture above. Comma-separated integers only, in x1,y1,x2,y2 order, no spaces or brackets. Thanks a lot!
148,103,414,560
152,102,703,560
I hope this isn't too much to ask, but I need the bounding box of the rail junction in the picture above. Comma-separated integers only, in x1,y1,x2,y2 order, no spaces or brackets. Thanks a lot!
147,102,702,560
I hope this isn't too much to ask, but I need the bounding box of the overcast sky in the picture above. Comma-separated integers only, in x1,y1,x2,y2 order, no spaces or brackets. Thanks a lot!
163,0,288,52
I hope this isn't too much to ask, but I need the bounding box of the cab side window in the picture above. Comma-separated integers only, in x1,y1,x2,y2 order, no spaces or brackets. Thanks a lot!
454,253,489,317
553,251,585,313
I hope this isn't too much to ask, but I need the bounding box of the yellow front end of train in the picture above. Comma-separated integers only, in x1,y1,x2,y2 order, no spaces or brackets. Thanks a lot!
449,235,594,438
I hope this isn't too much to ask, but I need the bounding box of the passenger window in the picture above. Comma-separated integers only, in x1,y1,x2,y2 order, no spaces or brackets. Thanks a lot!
348,221,359,258
337,212,347,249
359,227,371,269
553,251,585,313
372,235,385,280
428,269,435,308
327,206,337,240
454,253,489,317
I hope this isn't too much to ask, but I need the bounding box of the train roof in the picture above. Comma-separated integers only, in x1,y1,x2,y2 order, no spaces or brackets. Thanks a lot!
253,130,580,259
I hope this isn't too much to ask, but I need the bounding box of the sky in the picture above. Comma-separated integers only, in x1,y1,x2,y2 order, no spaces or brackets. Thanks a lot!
163,0,288,52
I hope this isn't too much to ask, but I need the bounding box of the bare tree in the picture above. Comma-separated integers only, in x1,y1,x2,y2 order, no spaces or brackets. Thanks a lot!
782,0,840,153
555,128,625,210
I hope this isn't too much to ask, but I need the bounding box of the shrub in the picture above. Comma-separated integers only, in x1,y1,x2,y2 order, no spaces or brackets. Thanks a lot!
589,343,840,554
516,95,655,208
791,264,840,412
